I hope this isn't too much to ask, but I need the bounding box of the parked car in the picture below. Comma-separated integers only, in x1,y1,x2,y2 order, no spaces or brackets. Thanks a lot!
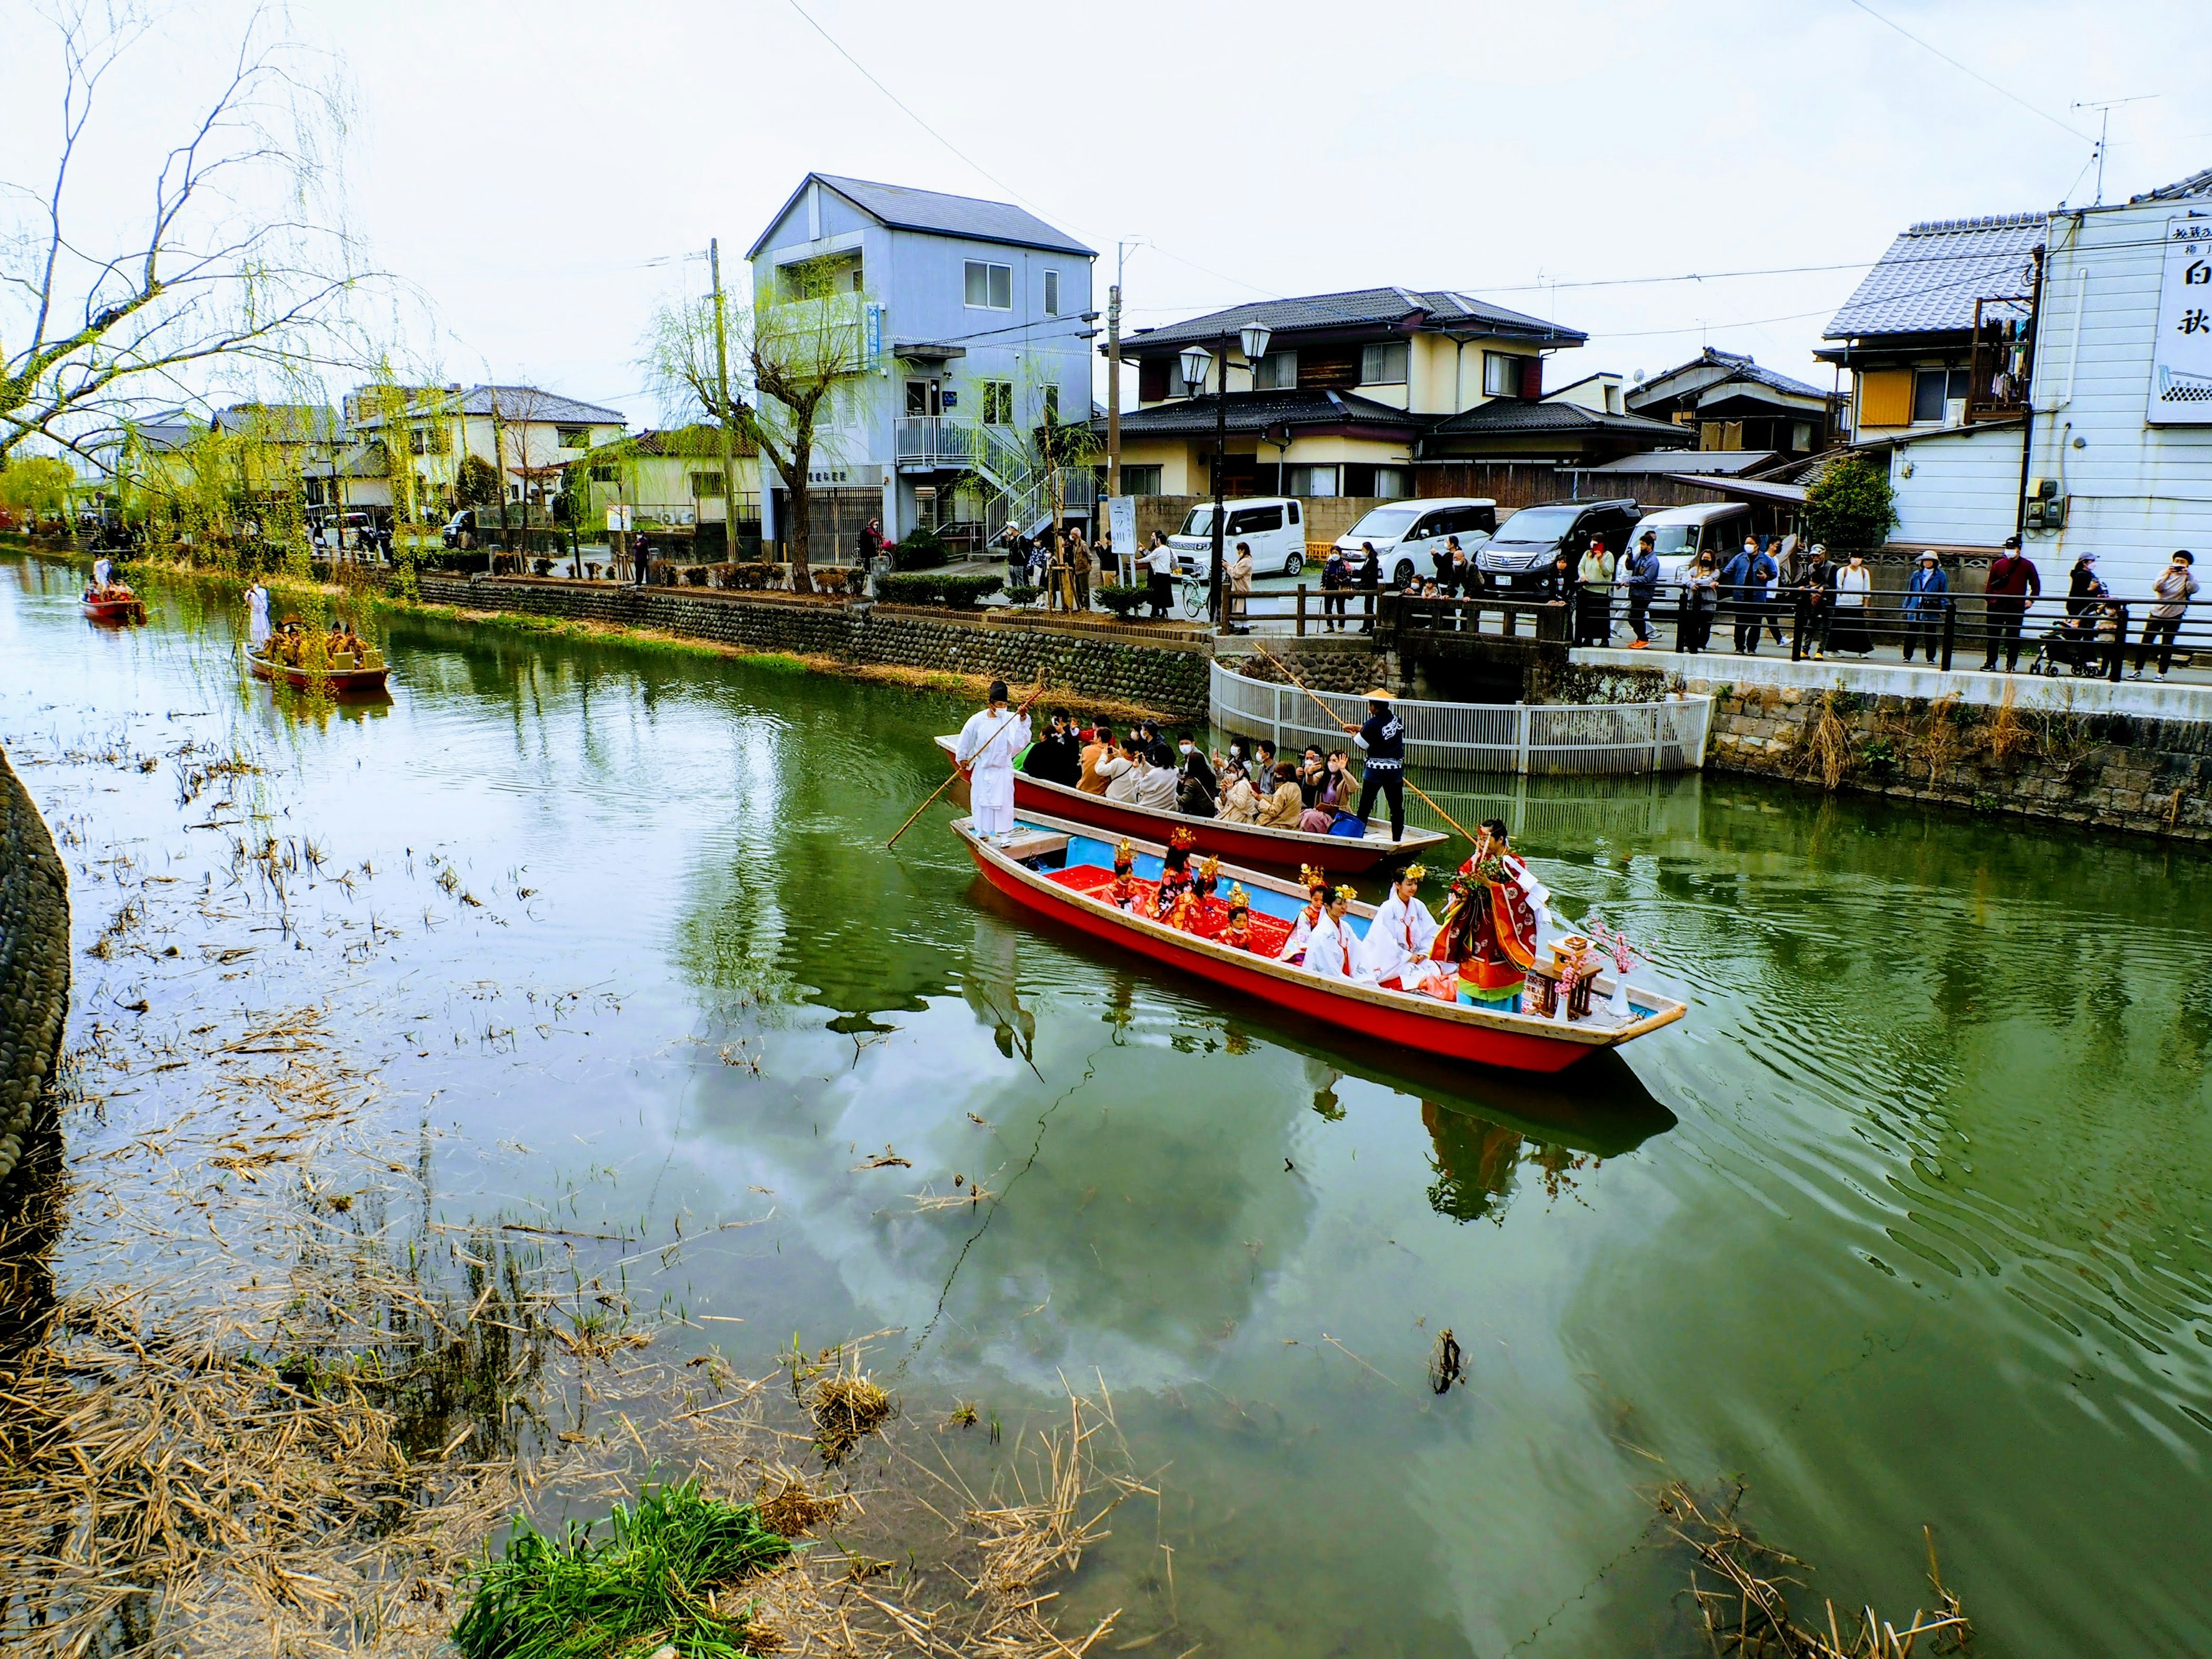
1167,497,1307,578
1628,503,1753,585
441,509,479,550
1332,498,1498,588
1475,498,1642,595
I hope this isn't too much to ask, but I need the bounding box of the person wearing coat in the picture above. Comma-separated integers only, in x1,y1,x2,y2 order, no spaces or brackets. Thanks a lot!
1226,540,1253,632
1901,551,1952,662
1720,536,1777,654
1574,537,1615,646
1982,535,2042,671
1623,529,1661,647
1254,764,1306,829
1357,541,1381,634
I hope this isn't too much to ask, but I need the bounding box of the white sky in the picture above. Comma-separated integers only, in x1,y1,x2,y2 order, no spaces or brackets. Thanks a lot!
6,0,2210,425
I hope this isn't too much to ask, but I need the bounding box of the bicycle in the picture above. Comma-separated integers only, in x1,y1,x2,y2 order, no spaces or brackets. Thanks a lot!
1179,571,1211,619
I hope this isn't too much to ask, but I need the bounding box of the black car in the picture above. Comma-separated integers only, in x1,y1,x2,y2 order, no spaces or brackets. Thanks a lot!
1474,499,1642,595
441,509,478,551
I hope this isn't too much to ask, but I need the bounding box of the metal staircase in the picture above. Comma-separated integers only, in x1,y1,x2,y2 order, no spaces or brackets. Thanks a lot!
893,416,1096,536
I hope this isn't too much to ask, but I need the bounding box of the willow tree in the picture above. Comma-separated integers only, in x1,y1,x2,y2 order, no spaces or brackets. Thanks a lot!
643,256,866,589
1,6,374,470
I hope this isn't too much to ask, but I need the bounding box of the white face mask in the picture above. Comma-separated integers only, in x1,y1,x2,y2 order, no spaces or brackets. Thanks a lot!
1179,743,1193,755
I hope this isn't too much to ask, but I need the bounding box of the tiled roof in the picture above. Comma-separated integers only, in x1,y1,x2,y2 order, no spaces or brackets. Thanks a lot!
768,173,1092,256
594,424,757,459
348,386,627,428
211,403,341,443
1822,213,2045,340
2133,166,2212,203
1428,400,1687,438
1575,448,1778,475
1123,287,1582,351
1103,388,1424,437
1634,347,1829,403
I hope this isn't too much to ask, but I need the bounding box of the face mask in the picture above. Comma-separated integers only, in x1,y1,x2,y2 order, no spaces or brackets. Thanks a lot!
1179,743,1193,755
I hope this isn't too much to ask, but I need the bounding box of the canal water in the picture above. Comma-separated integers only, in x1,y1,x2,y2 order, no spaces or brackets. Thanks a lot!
6,554,2210,1656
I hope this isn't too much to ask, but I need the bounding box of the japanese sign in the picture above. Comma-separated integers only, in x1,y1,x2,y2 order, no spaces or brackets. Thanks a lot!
2149,217,2212,425
605,505,632,533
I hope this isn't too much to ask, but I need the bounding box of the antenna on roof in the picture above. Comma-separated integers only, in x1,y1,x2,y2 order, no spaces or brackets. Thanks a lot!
2071,95,2157,206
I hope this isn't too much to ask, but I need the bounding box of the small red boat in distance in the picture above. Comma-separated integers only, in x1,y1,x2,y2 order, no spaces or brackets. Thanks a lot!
953,809,1685,1074
81,586,147,624
934,734,1445,875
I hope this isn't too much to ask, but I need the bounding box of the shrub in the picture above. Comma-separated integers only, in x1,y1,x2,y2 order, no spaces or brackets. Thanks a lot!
1096,585,1153,620
454,454,502,508
877,572,1003,608
892,525,949,571
1005,583,1041,606
1804,452,1897,551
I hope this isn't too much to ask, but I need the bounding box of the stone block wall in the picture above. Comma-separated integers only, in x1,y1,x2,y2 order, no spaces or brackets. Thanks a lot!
0,747,69,1207
415,577,1213,719
1695,676,2212,843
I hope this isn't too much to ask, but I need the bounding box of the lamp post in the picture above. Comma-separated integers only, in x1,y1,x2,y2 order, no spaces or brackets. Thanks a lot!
1181,324,1274,625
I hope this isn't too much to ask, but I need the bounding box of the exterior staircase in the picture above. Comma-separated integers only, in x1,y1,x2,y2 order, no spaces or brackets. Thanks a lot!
893,416,1096,537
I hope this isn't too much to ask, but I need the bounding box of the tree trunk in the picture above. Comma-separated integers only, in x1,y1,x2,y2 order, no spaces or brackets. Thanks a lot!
784,435,812,592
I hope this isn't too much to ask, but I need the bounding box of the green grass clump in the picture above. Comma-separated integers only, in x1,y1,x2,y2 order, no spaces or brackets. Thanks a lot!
452,1478,792,1659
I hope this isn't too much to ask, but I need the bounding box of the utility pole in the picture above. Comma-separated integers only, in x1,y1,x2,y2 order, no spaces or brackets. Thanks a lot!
710,238,740,560
1107,280,1122,497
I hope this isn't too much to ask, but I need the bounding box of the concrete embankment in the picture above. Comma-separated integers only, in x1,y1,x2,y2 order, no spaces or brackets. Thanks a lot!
0,746,69,1208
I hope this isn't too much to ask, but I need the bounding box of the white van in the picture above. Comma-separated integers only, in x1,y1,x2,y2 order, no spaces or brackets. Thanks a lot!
1628,503,1753,585
1332,498,1498,588
1168,497,1308,578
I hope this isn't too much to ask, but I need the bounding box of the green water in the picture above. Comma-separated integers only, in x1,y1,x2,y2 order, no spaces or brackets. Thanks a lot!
7,553,2211,1656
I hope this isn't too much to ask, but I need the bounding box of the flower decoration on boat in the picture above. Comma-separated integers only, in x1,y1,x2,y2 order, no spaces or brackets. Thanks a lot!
1299,863,1329,894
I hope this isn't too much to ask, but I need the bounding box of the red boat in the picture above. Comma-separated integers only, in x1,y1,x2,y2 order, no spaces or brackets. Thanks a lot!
245,645,391,695
81,590,146,624
933,735,1445,875
953,809,1684,1074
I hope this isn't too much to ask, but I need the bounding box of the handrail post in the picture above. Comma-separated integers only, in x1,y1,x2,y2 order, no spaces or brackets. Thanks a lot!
1515,702,1531,774
1296,582,1307,637
2108,608,2128,681
1940,597,1956,672
1791,591,1807,661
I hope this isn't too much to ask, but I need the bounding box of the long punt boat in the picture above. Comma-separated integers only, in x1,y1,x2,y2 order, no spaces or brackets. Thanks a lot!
81,589,147,624
933,735,1445,874
953,809,1684,1074
245,645,391,694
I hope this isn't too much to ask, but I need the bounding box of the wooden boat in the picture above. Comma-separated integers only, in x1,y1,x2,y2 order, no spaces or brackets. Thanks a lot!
953,809,1684,1074
81,589,146,624
933,735,1446,874
245,643,391,694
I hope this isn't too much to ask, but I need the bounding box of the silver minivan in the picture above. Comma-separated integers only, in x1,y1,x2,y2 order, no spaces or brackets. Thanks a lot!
1332,498,1498,588
1631,503,1753,585
1168,497,1308,578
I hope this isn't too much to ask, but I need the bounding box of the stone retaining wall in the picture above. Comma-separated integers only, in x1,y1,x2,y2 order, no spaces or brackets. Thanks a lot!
0,747,69,1208
1697,676,2212,842
416,577,1211,718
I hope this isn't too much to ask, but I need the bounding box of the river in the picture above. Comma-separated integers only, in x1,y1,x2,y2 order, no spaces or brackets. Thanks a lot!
6,552,2210,1656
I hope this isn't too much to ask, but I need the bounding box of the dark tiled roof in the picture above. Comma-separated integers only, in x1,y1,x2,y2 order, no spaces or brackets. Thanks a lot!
211,403,341,443
1429,400,1688,438
1823,214,2044,340
758,173,1092,257
2133,166,2212,203
350,386,627,428
1124,287,1582,351
593,424,757,460
1102,388,1425,438
1633,347,1829,403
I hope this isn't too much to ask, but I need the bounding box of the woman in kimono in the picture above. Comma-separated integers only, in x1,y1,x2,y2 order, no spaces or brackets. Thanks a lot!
1359,865,1444,990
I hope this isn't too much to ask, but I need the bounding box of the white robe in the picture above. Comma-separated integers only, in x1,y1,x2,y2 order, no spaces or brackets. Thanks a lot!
956,707,1031,838
1359,892,1443,988
1278,902,1324,965
247,585,271,648
1303,912,1361,982
92,557,113,588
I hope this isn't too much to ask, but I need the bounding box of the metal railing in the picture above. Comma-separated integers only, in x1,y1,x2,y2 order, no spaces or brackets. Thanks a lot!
1222,586,1565,639
1210,660,1712,776
1570,579,2209,681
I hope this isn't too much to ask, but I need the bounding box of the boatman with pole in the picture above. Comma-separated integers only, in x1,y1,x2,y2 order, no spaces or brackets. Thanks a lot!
1351,688,1406,842
955,680,1032,846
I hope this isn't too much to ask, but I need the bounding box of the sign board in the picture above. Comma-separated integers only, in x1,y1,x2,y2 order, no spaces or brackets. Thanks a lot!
864,302,883,372
1107,495,1138,583
605,504,632,533
2149,217,2212,425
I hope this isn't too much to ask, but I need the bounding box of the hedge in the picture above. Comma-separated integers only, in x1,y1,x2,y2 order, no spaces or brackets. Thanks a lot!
877,572,1004,608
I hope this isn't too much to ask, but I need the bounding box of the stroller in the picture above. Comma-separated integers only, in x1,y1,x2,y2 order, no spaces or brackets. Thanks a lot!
2029,597,2127,677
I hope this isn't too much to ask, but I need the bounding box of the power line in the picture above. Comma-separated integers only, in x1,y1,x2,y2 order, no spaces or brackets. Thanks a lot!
1842,0,2092,141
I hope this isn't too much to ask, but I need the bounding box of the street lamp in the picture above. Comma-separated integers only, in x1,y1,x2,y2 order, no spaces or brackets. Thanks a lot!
1179,344,1212,399
1201,322,1275,626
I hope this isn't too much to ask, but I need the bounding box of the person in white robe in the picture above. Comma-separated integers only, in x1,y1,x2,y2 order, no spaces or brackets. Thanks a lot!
955,680,1031,842
92,555,113,589
1359,867,1444,989
246,579,272,649
1302,889,1362,982
1275,872,1331,966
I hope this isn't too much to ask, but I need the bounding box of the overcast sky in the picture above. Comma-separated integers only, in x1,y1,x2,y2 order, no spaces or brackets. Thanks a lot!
7,0,2210,425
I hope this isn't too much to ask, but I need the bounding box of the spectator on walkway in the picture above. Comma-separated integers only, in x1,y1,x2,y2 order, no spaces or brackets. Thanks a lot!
1798,544,1838,657
1068,529,1093,611
1764,535,1793,645
1982,534,2041,671
1445,536,1472,599
2133,549,2199,681
1722,535,1777,654
1830,551,1874,655
1226,539,1253,632
2066,554,2102,619
1624,528,1661,647
1680,550,1720,652
1144,531,1176,619
1321,545,1351,632
1902,551,1951,662
1575,536,1615,645
1357,541,1381,634
861,518,885,565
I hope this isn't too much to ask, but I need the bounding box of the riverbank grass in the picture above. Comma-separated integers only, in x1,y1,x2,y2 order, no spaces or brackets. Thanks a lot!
451,1479,791,1659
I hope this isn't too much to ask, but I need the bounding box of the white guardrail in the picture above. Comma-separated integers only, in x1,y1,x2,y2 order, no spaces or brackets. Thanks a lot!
1209,660,1712,777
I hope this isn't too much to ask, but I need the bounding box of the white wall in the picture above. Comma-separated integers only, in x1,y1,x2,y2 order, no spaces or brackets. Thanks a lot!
1885,422,2021,550
2032,200,2212,596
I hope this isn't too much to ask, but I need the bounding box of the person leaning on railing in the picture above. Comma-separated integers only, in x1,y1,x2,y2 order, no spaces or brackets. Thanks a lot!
1624,529,1661,648
2133,550,2200,681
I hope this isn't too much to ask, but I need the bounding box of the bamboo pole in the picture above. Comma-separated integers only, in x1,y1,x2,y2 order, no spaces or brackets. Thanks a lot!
1248,643,1480,847
886,680,1048,849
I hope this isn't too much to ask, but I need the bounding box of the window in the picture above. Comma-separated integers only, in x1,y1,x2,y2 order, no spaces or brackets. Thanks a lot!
1043,270,1060,316
851,263,865,293
1857,368,1912,427
1288,464,1339,497
1255,350,1298,391
1227,506,1284,535
1375,467,1410,498
1483,351,1527,397
589,463,619,482
1342,463,1378,496
1041,385,1060,422
965,260,1012,309
556,426,588,448
1911,370,1948,423
982,381,1013,425
1120,465,1162,497
1137,359,1170,402
1360,341,1409,385
690,472,726,498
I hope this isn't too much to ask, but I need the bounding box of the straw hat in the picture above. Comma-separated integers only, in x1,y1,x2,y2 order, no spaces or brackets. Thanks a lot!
1364,687,1392,701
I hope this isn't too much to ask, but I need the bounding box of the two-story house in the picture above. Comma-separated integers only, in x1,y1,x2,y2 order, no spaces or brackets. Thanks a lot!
343,384,627,524
746,173,1096,554
1622,348,1840,457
